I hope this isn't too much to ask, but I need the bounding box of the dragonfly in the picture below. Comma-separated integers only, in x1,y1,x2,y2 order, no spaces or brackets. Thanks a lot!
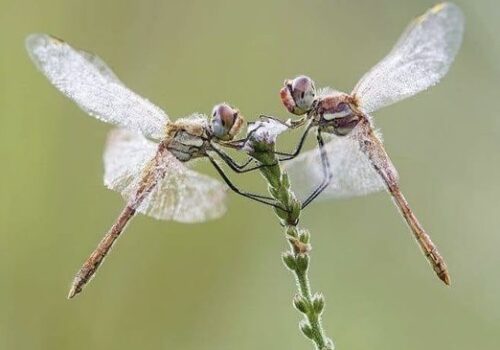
275,3,464,285
25,34,281,298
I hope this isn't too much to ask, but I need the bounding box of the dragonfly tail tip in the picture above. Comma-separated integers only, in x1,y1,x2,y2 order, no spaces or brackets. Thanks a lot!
67,284,81,299
439,272,451,286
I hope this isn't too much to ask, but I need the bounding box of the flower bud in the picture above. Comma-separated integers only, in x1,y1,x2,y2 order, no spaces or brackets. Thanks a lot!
312,293,325,314
299,229,310,244
299,320,314,339
286,226,299,238
282,172,291,188
282,252,296,271
324,338,335,350
296,254,309,272
293,294,309,313
268,186,280,199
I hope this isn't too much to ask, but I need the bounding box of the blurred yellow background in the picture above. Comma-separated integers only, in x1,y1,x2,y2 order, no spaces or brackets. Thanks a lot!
1,0,500,349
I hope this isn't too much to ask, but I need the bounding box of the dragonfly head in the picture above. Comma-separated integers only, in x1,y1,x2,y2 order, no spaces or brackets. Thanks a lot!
210,103,245,141
280,75,316,115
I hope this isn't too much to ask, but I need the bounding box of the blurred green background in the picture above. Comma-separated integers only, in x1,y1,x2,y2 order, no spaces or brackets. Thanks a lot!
1,0,500,349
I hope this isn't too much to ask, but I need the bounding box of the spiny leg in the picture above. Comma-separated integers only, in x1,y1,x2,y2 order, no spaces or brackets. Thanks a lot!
301,130,333,209
230,114,313,161
274,122,314,161
258,114,309,129
212,125,276,171
207,154,287,211
223,115,312,163
210,144,274,173
207,154,281,203
221,122,265,149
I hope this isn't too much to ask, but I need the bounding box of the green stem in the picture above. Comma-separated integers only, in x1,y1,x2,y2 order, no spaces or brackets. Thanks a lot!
295,257,327,349
250,144,333,350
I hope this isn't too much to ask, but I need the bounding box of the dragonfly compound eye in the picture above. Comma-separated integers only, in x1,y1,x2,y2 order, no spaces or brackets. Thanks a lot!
291,75,316,113
211,103,244,141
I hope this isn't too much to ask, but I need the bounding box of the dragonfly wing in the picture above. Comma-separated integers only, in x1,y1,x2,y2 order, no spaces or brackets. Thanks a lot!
103,128,157,194
285,122,396,201
103,129,227,223
76,49,122,83
352,3,464,114
137,161,228,223
26,34,168,140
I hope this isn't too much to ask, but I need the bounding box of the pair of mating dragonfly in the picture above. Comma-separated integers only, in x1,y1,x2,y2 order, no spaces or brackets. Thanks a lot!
26,2,464,298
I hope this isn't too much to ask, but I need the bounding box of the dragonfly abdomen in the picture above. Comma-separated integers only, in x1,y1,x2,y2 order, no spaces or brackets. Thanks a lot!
68,205,137,298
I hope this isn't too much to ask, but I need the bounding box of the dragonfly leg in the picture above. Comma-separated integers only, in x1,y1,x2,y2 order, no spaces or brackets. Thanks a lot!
301,130,333,209
257,114,291,127
258,114,308,129
210,144,274,173
222,116,312,163
274,122,314,160
207,154,288,212
222,123,264,148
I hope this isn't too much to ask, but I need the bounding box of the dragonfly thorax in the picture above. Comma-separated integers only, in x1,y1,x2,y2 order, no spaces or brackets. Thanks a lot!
167,130,207,162
315,94,360,136
164,118,210,162
320,114,360,136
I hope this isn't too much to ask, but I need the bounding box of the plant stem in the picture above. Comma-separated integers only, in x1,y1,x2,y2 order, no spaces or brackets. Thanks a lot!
295,259,327,348
249,144,333,350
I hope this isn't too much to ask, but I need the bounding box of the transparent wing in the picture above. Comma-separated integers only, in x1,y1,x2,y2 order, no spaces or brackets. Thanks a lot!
103,128,156,194
104,129,227,223
26,33,168,140
352,3,464,113
285,123,397,201
77,49,122,83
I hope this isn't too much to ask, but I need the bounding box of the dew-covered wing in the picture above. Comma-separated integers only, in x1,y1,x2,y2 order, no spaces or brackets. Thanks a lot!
285,122,397,201
103,129,227,223
352,3,464,113
26,33,168,140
